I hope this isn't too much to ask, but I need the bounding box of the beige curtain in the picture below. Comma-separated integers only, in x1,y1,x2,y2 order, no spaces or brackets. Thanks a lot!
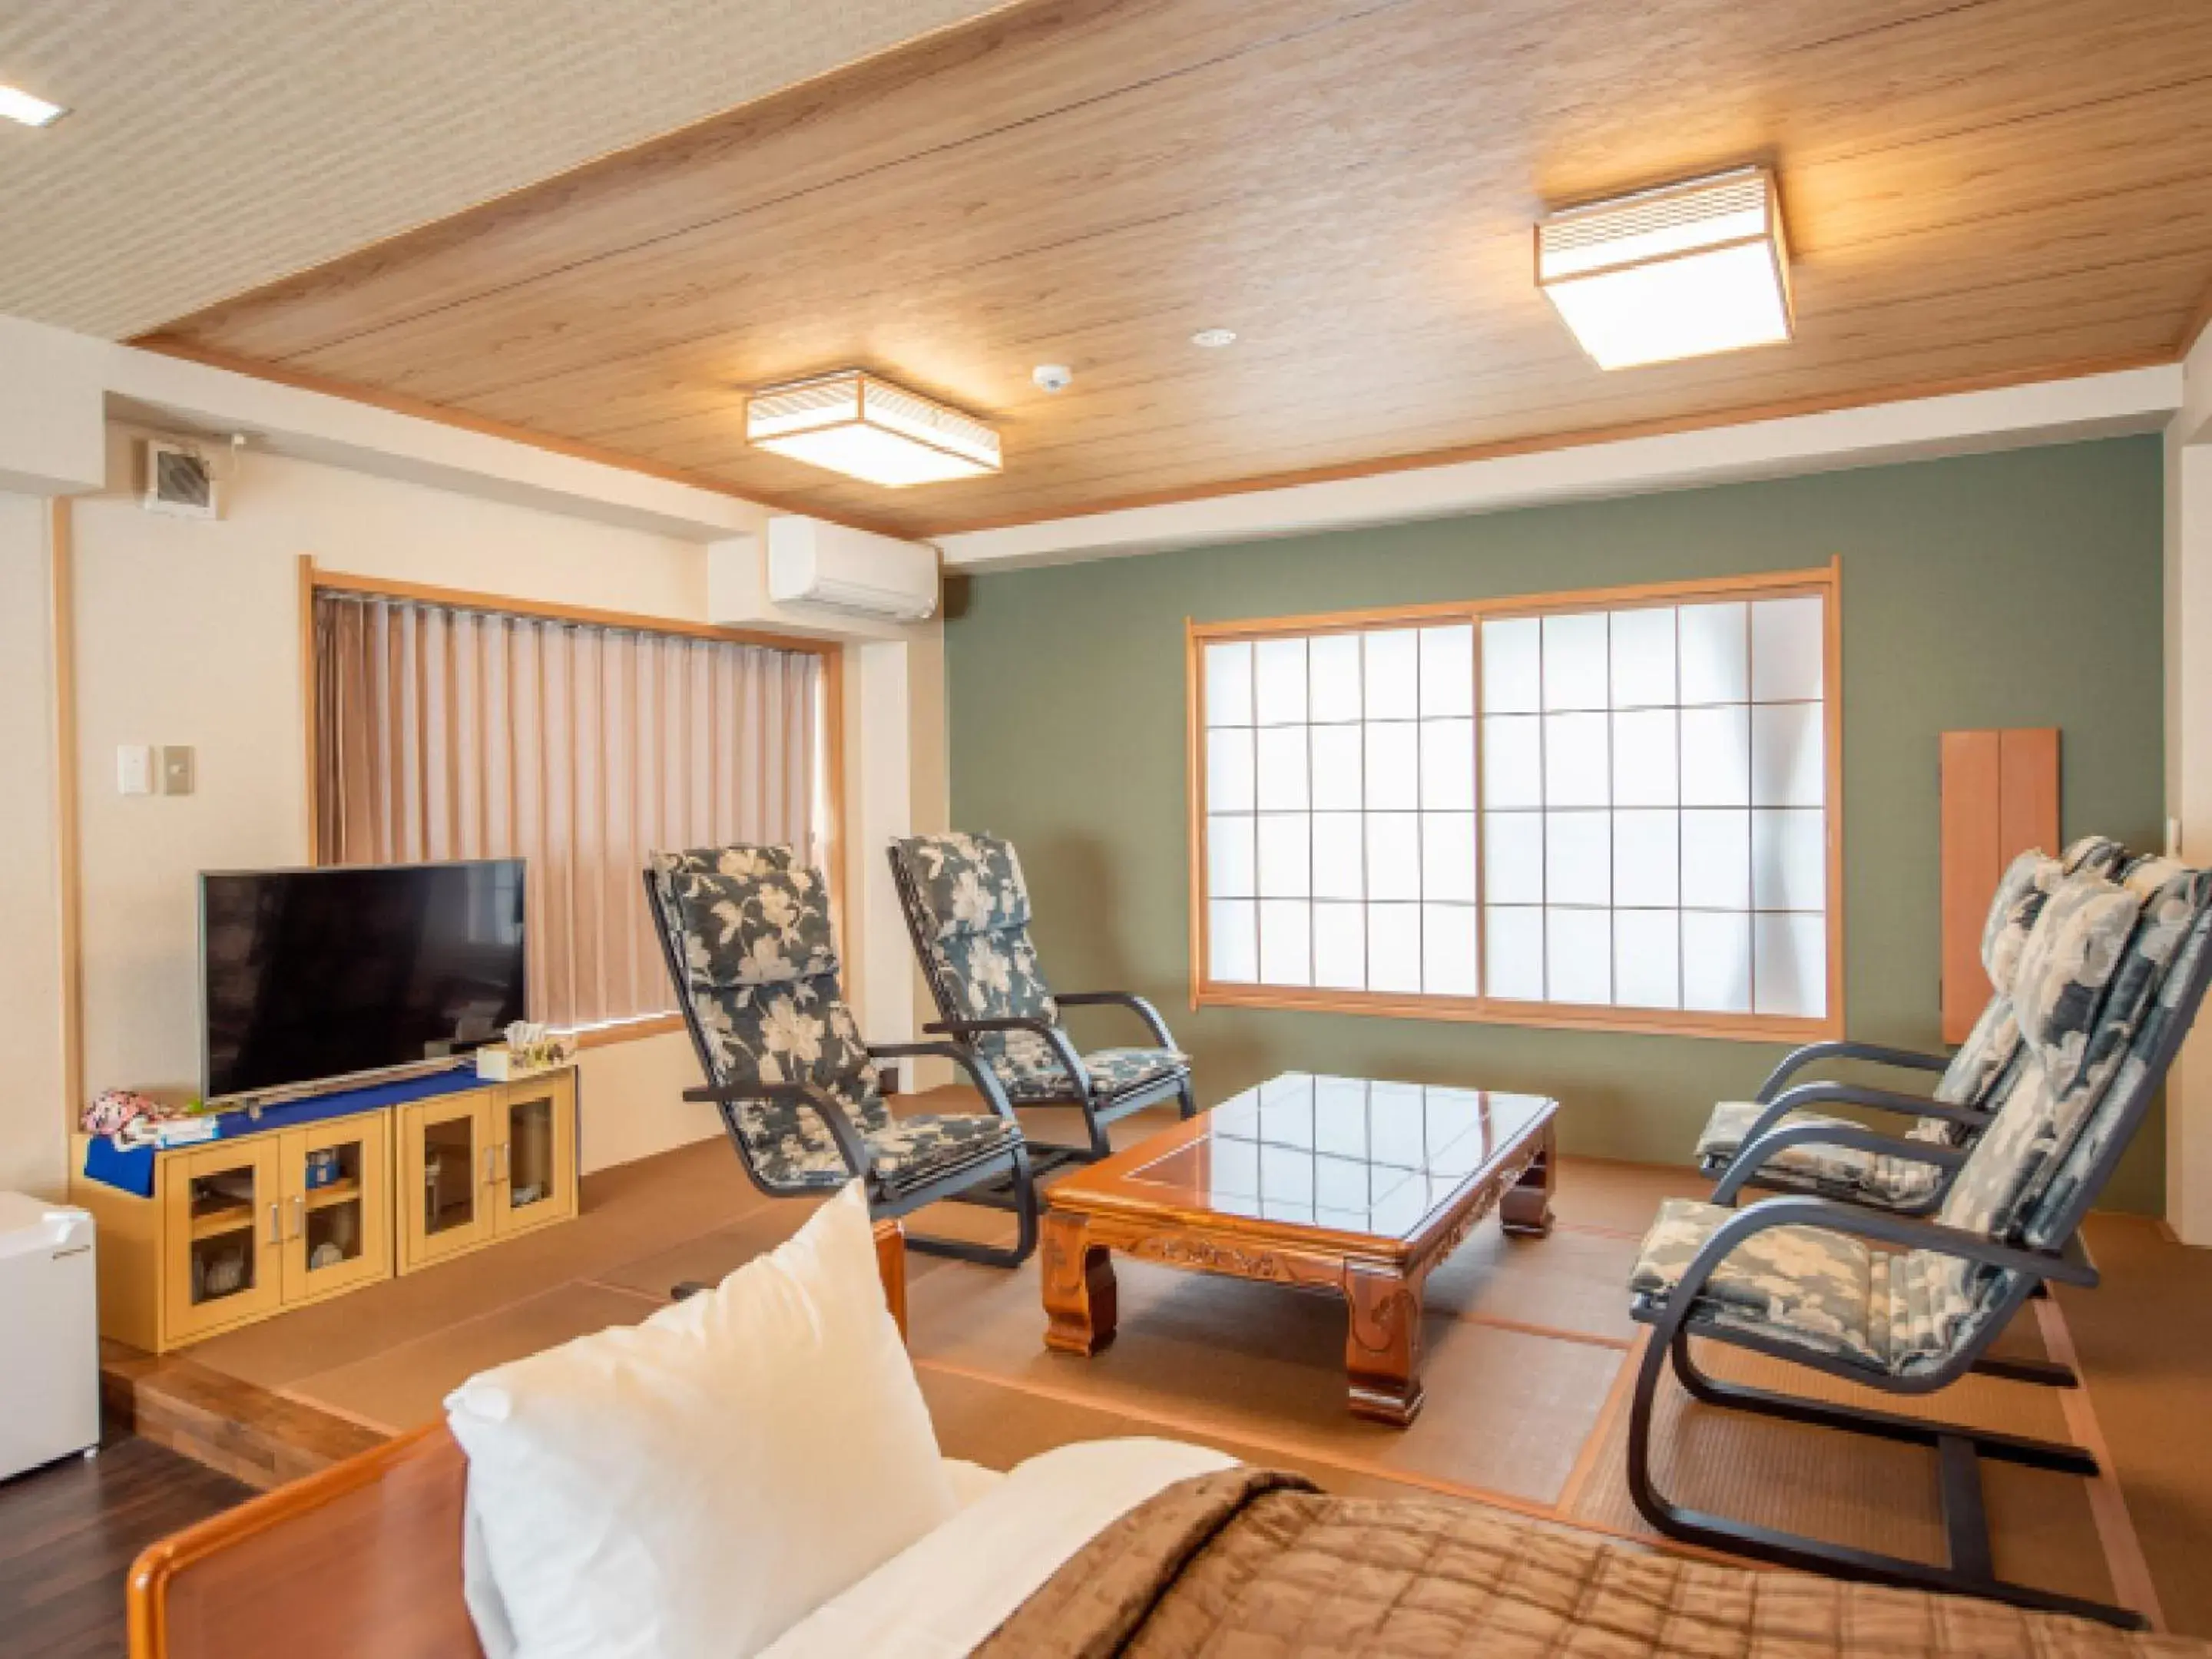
315,592,823,1028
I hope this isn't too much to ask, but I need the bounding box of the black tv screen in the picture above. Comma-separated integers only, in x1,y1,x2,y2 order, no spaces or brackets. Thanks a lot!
200,860,528,1101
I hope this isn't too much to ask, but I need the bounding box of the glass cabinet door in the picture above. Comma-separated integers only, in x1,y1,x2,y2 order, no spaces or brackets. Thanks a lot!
283,1116,391,1303
492,1075,576,1238
399,1098,495,1270
421,1106,481,1239
164,1141,283,1339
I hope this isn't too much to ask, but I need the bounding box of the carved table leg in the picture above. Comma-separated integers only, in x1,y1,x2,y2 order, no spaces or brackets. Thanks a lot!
1501,1121,1556,1239
1343,1259,1424,1426
1041,1211,1118,1356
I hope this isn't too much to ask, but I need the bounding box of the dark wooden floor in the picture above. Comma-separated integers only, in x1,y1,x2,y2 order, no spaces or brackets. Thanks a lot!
0,1433,250,1658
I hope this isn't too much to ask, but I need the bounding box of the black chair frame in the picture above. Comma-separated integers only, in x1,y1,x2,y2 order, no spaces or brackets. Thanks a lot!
1628,930,2212,1629
887,848,1196,1175
643,870,1038,1269
1707,1038,1998,1214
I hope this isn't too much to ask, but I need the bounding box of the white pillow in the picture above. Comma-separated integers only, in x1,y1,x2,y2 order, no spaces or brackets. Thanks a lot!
446,1182,956,1659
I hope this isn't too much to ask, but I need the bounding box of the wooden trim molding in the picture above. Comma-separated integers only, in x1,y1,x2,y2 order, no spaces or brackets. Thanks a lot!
568,1012,685,1050
308,568,839,657
51,498,84,1127
298,555,320,858
1185,563,1846,1044
822,643,851,1008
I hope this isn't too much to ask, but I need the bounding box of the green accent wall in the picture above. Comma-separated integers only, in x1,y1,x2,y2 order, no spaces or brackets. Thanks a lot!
945,437,2168,1211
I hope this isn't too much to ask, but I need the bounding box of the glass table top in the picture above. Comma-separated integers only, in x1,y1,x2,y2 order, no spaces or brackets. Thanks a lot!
1110,1073,1555,1240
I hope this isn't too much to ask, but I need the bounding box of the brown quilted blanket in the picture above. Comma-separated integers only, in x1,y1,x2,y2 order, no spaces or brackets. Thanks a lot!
975,1469,2204,1657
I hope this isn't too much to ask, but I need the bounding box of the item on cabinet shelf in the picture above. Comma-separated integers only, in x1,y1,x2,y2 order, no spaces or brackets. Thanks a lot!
310,1242,345,1270
198,1247,248,1299
84,1088,210,1147
511,1183,545,1207
475,1022,578,1081
192,1170,255,1210
304,1147,342,1189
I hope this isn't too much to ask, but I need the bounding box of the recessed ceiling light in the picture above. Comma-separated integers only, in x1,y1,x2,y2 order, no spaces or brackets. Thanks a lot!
1190,328,1237,349
1535,167,1792,371
746,369,1000,488
0,84,68,127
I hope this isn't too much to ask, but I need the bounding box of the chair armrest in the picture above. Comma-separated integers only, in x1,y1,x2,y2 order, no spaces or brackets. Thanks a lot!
1712,1120,1968,1206
922,1015,1094,1099
1052,990,1178,1050
864,1041,1022,1125
1727,1081,1982,1166
1662,1196,2098,1339
1755,1039,1950,1104
681,1080,874,1180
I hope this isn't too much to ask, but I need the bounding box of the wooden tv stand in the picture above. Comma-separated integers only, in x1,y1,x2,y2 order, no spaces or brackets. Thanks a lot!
70,1068,578,1353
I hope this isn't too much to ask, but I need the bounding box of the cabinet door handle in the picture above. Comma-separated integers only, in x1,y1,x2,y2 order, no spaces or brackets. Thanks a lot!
267,1201,282,1247
290,1194,304,1240
484,1145,498,1187
499,1142,512,1182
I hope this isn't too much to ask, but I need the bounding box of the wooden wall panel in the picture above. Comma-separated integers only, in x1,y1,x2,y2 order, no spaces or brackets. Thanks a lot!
1941,728,2060,1042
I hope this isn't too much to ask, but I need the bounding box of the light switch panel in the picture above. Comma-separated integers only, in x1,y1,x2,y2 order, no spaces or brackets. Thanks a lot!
161,746,196,796
116,745,154,796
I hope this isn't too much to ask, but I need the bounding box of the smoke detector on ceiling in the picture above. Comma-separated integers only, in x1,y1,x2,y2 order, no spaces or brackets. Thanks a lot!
143,439,219,520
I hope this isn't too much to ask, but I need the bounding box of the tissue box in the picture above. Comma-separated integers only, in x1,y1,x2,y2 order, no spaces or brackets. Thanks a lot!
474,1048,571,1082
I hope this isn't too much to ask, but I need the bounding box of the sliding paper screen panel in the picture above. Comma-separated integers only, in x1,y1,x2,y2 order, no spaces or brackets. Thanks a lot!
1939,727,2060,1042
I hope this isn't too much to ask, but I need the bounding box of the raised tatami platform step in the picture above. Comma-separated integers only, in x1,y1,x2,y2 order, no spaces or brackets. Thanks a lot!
99,1339,389,1492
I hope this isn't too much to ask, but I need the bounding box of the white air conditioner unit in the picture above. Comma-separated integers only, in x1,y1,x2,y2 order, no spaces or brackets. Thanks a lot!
144,439,217,519
766,517,939,622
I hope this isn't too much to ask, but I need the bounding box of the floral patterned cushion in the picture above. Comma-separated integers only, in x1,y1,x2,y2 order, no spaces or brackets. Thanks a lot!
1692,1101,1944,1207
737,1103,1023,1195
892,833,1062,1081
892,832,1034,938
651,846,836,987
1980,850,2062,997
2018,861,2212,1248
1631,1197,1956,1375
649,846,878,1184
1002,1044,1190,1105
1631,1197,1887,1369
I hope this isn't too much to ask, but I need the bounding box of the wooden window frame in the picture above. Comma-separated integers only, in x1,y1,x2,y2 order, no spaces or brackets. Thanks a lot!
299,561,849,1047
1184,560,1843,1044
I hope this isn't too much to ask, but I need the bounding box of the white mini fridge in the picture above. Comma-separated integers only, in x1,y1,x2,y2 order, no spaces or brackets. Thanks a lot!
0,1193,101,1480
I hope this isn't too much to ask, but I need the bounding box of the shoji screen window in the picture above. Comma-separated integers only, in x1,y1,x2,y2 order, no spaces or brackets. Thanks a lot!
1203,626,1478,998
1479,594,1830,1021
1190,568,1839,1040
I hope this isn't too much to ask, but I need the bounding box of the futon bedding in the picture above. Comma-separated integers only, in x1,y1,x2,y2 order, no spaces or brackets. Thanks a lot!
976,1467,2202,1657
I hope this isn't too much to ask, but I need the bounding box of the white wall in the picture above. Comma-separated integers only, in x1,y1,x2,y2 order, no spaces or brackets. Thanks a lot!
68,432,727,1176
0,493,66,1197
2167,363,2212,1240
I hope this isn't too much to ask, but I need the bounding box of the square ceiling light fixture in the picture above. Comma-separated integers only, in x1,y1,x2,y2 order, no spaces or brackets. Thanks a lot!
1536,167,1793,370
745,369,1001,487
0,84,68,127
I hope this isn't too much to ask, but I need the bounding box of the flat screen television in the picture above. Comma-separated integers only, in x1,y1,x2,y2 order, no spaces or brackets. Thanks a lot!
200,859,528,1102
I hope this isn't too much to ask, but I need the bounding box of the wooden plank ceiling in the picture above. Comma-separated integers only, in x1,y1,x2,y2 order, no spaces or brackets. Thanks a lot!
141,0,2212,540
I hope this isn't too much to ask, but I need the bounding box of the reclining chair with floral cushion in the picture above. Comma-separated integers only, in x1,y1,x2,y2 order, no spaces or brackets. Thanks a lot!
1624,849,2212,1628
1693,835,2128,1216
645,844,1038,1267
889,833,1195,1168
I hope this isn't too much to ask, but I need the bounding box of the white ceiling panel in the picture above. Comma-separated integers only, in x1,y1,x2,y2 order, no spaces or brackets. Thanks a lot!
0,0,1012,338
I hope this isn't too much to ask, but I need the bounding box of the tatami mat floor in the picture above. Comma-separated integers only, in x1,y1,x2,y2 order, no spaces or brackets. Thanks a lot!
177,1095,2203,1634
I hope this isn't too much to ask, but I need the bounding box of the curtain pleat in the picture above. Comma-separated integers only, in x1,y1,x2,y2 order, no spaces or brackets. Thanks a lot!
313,592,823,1027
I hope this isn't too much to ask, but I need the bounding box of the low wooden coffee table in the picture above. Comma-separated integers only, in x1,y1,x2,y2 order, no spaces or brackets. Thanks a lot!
1041,1072,1557,1426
